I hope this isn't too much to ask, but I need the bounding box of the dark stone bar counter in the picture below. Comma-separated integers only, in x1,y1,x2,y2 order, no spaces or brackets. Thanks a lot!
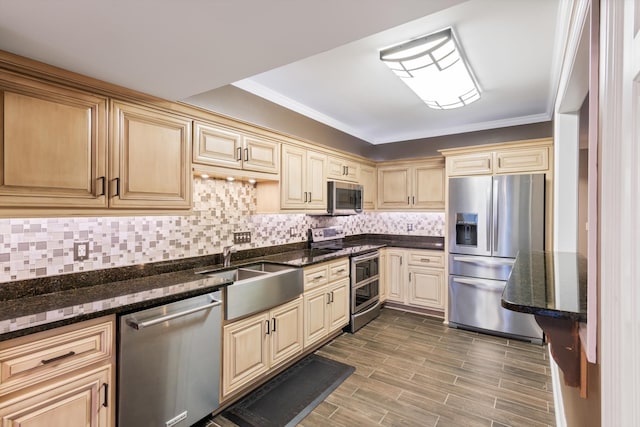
502,250,588,390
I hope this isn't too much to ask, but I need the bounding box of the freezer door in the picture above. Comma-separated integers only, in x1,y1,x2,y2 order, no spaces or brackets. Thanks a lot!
448,176,492,256
492,174,545,257
448,275,543,343
449,254,514,281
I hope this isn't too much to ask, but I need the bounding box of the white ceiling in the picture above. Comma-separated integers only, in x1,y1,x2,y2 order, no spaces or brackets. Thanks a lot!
0,0,563,145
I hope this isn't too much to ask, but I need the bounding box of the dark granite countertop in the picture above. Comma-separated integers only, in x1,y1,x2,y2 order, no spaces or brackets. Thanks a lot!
0,234,444,341
502,251,587,322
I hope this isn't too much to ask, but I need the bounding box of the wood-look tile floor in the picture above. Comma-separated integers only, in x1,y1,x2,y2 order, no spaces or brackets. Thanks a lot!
210,308,556,427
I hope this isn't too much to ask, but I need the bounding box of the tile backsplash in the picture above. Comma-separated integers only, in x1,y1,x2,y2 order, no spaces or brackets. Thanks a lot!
0,178,444,283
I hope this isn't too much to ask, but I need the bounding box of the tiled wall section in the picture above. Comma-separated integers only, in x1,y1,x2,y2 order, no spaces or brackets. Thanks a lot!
0,178,444,283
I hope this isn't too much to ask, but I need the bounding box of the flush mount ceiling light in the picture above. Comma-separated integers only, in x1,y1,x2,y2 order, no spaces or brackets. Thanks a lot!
380,27,480,110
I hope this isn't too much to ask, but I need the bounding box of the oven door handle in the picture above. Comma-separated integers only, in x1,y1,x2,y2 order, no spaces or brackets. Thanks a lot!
351,251,379,263
356,300,381,317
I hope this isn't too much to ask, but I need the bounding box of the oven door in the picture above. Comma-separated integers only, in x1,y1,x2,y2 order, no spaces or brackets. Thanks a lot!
352,279,379,313
351,252,379,283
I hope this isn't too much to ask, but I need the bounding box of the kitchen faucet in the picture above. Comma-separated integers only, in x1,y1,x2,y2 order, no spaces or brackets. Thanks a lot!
223,245,237,267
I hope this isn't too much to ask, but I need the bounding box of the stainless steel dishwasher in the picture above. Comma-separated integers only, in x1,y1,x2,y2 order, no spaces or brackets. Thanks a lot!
118,291,222,427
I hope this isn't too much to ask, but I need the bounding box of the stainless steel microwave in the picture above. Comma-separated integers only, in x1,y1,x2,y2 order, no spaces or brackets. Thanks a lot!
327,181,363,215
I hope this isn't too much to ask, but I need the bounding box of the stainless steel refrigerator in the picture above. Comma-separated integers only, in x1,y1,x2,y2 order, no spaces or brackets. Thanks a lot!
448,173,544,343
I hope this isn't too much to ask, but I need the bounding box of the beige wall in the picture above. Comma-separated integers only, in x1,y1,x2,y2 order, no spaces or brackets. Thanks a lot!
185,85,553,161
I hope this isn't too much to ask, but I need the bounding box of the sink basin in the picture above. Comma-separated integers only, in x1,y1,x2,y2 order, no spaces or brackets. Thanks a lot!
197,262,303,320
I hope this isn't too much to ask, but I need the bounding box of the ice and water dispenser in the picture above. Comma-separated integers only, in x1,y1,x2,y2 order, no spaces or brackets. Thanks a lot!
455,213,478,247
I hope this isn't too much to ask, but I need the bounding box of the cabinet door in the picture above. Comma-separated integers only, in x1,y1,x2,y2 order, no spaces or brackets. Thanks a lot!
408,266,445,310
303,286,329,349
379,251,387,303
193,121,242,169
0,72,108,208
280,145,306,208
413,165,445,209
385,250,406,303
222,312,270,397
110,100,191,209
306,150,327,209
494,146,549,173
343,159,359,182
328,279,349,333
269,298,303,369
0,365,111,427
446,152,493,176
326,156,346,181
359,164,376,210
244,135,280,173
377,167,411,209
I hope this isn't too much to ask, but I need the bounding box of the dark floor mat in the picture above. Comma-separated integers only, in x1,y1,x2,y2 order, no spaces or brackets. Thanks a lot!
222,354,355,427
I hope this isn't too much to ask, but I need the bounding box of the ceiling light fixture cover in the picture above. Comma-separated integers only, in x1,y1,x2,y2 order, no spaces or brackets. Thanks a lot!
380,27,480,110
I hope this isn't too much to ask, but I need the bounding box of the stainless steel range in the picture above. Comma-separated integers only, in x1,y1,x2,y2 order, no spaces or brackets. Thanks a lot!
308,226,381,333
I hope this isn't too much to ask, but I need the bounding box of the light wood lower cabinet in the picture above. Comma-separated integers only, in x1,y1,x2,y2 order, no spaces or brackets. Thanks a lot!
0,316,115,427
222,297,303,398
303,258,350,349
382,248,445,313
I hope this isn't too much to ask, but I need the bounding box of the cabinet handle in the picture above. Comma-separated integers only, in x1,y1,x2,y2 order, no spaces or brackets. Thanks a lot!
308,192,312,202
102,383,109,407
407,197,410,204
330,291,334,303
409,272,412,282
326,293,331,305
335,268,346,273
412,196,415,205
41,350,75,365
304,192,308,203
420,258,431,263
98,176,106,197
244,148,249,162
113,177,120,197
237,147,242,161
265,320,270,335
272,318,276,332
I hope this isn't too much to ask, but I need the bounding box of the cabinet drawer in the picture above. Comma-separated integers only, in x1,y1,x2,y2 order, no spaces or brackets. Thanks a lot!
0,317,113,397
304,264,329,290
407,251,444,268
328,259,349,282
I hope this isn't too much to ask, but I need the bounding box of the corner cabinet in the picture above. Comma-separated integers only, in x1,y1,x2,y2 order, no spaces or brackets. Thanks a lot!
110,100,192,209
382,248,445,314
0,70,109,208
377,157,445,210
0,316,115,427
280,145,327,210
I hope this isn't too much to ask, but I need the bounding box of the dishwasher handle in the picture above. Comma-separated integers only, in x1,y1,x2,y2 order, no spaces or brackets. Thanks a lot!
126,295,222,330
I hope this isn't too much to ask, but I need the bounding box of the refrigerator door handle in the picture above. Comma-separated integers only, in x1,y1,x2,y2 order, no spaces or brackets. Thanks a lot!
452,256,514,266
486,182,492,252
451,277,504,293
493,178,499,253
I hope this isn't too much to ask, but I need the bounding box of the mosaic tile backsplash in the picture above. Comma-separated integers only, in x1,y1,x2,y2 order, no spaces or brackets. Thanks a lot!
0,178,444,283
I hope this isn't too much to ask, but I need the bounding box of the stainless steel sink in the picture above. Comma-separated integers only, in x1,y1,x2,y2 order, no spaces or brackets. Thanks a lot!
197,262,303,320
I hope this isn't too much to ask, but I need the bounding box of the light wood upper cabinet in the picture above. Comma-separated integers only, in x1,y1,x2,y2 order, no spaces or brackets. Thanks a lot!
359,163,377,210
327,156,359,182
494,146,549,173
280,144,327,210
193,121,279,174
377,158,445,210
442,139,551,177
110,100,192,209
445,152,493,176
0,71,108,208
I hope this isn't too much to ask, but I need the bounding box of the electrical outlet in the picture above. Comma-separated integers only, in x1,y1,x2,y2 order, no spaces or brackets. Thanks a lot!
233,232,251,244
290,227,296,237
74,241,89,261
407,223,414,232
